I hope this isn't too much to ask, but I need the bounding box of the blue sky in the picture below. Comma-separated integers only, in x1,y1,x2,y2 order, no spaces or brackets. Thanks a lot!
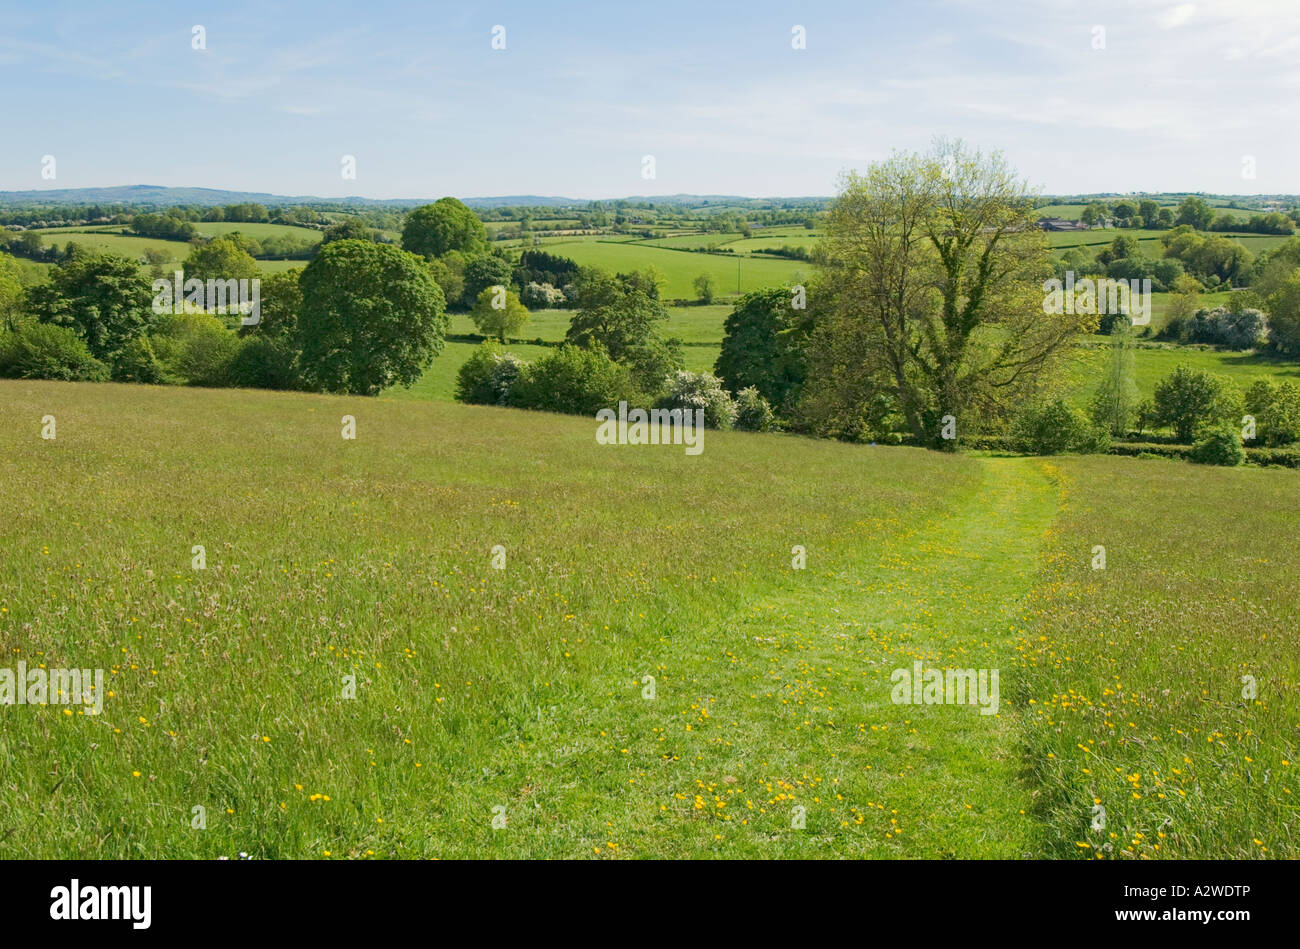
3,0,1299,199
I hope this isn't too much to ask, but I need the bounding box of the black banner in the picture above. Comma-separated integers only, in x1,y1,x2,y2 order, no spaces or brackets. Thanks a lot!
0,858,1278,935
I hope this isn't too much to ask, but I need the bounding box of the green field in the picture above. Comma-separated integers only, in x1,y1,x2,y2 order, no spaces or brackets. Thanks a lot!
532,238,808,300
7,256,51,286
257,259,309,274
23,227,311,274
30,231,191,268
384,339,557,402
1069,340,1300,408
192,221,322,244
640,232,744,250
1035,204,1089,220
1,379,1295,858
390,304,730,401
727,233,821,253
471,305,730,347
1019,455,1300,858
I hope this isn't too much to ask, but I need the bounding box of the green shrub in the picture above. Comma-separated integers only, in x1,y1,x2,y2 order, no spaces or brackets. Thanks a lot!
1244,379,1300,447
658,370,737,430
958,433,1016,451
1107,441,1192,460
150,312,240,387
228,336,302,390
1011,400,1109,455
733,386,776,432
0,323,109,381
1245,446,1300,468
179,328,240,387
1097,311,1132,335
455,341,526,406
111,335,172,384
509,344,636,416
1190,424,1245,466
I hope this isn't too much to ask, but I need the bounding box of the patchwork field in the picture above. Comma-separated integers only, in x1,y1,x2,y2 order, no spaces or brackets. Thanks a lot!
1,380,1294,858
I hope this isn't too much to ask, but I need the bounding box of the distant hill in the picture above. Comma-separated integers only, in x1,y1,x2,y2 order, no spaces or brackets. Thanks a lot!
0,185,832,210
0,185,426,209
460,195,589,208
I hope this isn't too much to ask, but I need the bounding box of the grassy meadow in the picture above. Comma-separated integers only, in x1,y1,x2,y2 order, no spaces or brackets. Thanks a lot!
0,379,1296,859
1018,456,1300,858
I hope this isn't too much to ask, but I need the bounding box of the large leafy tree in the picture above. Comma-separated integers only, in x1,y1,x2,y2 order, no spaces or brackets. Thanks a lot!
1248,237,1300,300
426,252,466,307
1175,196,1214,231
239,268,302,339
714,286,809,413
1265,270,1300,354
1080,201,1108,227
469,285,530,342
295,240,447,395
401,197,487,259
565,266,683,393
1153,365,1239,441
460,252,513,309
27,252,154,360
0,251,26,331
803,140,1086,447
321,218,376,245
566,267,666,360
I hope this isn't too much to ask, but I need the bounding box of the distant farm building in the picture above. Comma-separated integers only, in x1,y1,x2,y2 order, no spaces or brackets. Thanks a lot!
1037,217,1090,231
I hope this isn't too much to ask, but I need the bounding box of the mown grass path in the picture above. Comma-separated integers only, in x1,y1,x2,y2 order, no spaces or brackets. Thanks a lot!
476,457,1060,858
